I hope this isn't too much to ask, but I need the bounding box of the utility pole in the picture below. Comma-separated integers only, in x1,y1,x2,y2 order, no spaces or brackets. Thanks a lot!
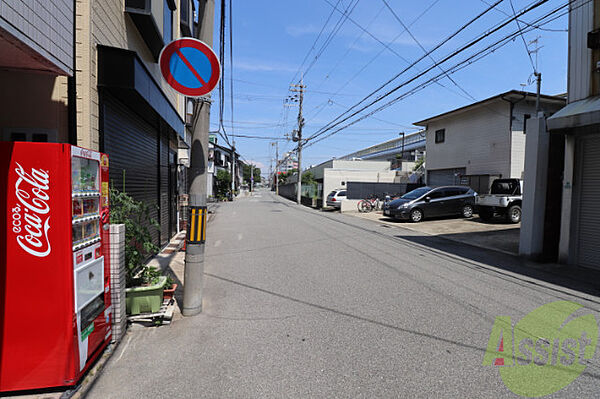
182,0,215,317
290,78,305,205
272,141,279,195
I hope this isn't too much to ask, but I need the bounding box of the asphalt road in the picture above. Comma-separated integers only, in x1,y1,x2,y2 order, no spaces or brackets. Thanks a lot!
86,190,600,398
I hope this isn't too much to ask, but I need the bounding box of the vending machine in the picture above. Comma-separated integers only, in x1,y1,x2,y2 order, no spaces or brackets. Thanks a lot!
0,143,112,392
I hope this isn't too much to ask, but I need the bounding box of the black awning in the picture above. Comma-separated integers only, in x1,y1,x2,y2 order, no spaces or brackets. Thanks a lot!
97,45,185,139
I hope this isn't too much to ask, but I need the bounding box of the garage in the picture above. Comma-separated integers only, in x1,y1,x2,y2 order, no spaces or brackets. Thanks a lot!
574,134,600,270
427,168,466,186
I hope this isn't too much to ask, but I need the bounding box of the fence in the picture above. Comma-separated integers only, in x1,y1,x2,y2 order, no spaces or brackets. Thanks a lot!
346,182,424,200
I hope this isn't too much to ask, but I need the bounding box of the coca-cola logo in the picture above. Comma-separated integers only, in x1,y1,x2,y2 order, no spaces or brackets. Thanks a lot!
11,163,51,257
80,149,92,159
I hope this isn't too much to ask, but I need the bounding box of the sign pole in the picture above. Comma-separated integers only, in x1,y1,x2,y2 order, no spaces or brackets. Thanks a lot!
182,0,215,316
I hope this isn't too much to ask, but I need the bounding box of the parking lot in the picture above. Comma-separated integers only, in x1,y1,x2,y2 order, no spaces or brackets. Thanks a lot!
352,211,520,255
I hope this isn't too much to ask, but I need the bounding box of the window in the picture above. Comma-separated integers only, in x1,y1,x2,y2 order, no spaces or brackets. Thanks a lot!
435,129,445,143
163,0,173,44
428,190,445,199
523,114,531,134
338,191,347,197
2,128,57,143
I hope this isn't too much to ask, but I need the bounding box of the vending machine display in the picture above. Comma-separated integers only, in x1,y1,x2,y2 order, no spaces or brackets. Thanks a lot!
0,143,112,393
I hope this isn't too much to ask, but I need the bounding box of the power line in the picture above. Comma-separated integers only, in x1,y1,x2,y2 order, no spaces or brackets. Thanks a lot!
299,0,572,150
509,0,537,72
303,0,362,80
306,0,506,142
301,0,574,150
381,0,478,102
479,0,568,32
289,0,344,85
304,0,444,125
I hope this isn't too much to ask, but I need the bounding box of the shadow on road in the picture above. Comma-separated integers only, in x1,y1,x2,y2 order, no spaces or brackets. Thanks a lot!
395,233,600,299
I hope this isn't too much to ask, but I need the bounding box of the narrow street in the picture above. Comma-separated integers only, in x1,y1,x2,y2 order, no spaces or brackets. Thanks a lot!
85,191,600,398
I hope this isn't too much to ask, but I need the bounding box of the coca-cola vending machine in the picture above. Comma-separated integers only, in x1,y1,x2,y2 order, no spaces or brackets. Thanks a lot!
0,143,112,392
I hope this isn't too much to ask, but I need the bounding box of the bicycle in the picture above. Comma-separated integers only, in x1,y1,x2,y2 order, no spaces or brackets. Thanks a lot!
357,195,382,213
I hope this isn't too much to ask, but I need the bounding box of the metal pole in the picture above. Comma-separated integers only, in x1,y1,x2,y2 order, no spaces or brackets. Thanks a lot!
275,142,279,195
183,0,215,317
535,72,542,115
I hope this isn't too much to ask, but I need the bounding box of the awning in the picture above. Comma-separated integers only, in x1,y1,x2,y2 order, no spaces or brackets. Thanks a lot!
547,96,600,133
97,45,185,139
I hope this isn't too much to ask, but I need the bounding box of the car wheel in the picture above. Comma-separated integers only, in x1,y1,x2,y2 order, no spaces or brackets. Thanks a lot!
462,204,474,218
479,208,493,221
507,205,521,223
410,208,423,223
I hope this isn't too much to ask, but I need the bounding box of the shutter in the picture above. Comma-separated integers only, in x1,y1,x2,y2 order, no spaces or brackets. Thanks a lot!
159,127,169,246
576,135,600,269
103,94,160,247
428,168,465,186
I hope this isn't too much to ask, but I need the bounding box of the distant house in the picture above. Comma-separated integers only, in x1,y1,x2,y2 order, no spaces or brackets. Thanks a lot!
414,91,565,193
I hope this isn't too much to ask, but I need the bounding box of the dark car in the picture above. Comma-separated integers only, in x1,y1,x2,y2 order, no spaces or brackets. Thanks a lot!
383,186,476,222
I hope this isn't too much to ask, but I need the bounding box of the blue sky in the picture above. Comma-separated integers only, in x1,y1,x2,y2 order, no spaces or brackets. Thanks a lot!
209,0,569,175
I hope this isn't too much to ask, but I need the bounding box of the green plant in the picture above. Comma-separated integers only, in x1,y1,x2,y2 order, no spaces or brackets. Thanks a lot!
413,156,425,171
215,169,232,198
109,188,160,286
165,275,175,288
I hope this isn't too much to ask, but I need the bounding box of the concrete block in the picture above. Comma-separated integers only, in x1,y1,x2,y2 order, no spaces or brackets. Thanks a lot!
340,200,361,213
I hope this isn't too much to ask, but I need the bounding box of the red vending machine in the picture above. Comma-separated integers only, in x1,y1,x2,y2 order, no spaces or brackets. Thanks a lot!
0,143,112,392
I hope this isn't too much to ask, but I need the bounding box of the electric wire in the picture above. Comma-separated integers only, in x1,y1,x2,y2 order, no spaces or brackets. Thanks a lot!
304,0,541,144
301,0,576,151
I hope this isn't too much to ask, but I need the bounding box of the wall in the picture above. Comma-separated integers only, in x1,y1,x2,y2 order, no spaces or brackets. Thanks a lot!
76,0,185,150
0,70,69,142
0,0,74,74
322,170,397,206
510,99,566,179
568,0,593,102
425,101,511,177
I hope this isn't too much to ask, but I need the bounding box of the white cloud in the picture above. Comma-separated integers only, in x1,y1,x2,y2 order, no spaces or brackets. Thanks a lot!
234,60,297,73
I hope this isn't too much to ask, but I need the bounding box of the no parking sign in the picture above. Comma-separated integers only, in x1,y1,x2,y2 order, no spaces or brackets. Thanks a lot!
159,38,220,97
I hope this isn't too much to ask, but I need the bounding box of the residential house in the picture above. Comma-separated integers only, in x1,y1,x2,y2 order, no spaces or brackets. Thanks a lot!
75,0,196,247
414,91,565,193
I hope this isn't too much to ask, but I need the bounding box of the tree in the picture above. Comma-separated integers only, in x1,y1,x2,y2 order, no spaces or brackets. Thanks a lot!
242,163,261,187
215,169,232,198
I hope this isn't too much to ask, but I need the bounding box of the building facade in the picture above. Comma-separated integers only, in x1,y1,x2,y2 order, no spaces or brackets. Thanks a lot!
75,0,196,247
340,131,426,171
0,1,74,144
415,91,565,193
546,0,600,269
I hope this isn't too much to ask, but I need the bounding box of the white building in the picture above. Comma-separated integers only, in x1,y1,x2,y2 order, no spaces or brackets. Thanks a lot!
414,91,565,192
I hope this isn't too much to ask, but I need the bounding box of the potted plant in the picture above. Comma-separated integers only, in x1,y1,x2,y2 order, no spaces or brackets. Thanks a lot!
110,188,167,315
163,275,178,301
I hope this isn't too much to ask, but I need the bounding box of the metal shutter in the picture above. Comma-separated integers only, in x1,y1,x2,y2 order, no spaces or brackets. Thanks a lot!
428,168,465,186
576,135,600,269
159,128,169,246
103,95,161,247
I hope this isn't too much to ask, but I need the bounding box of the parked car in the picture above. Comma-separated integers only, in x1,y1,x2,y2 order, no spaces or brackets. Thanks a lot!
326,189,347,209
383,186,476,222
475,178,522,223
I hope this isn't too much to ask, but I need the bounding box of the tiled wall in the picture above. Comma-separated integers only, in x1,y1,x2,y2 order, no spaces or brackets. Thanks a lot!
110,224,127,343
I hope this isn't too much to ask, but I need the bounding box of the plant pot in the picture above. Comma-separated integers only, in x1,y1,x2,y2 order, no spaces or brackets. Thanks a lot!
163,283,178,300
126,275,167,315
